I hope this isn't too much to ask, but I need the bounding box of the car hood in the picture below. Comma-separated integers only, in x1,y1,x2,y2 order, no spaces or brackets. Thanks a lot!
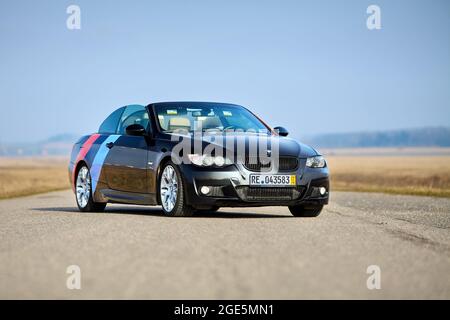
167,132,318,158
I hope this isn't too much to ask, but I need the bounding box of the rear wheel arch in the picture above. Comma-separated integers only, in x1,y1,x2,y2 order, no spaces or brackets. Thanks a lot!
74,162,106,212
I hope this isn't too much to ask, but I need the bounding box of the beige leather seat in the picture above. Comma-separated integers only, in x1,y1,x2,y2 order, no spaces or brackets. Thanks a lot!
194,117,223,131
168,117,191,131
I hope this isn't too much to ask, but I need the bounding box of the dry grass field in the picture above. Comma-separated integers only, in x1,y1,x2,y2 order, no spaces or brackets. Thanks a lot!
0,152,450,199
327,156,450,198
0,157,69,199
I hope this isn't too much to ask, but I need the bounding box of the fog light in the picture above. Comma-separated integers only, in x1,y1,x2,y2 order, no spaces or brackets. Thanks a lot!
200,186,210,195
319,187,327,195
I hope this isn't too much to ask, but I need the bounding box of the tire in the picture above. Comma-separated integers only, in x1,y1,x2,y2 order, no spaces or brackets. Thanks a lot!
196,206,220,213
75,165,107,212
159,161,194,217
288,204,323,217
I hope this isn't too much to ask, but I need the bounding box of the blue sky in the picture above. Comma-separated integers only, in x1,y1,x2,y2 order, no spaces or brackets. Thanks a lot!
0,0,449,142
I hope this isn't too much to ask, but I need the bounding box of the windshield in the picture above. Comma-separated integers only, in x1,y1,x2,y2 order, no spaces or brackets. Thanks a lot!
154,104,270,134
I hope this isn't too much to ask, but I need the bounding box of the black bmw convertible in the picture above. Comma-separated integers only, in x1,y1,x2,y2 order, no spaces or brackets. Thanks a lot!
69,102,329,217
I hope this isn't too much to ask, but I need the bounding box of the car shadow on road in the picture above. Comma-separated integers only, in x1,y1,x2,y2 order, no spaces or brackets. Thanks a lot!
31,207,292,219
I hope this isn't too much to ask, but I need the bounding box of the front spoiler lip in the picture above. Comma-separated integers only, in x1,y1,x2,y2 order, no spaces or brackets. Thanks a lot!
193,197,329,208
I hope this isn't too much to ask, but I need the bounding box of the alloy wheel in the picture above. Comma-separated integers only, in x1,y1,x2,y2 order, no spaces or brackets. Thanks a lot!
76,166,91,208
160,165,178,212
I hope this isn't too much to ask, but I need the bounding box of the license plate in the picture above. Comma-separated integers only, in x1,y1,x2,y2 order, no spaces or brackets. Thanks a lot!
249,174,296,186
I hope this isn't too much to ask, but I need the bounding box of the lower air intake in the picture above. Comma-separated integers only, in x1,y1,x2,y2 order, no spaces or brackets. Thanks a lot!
236,186,306,201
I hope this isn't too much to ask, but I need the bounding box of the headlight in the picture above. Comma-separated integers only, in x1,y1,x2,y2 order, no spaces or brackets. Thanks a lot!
187,154,232,167
306,155,326,168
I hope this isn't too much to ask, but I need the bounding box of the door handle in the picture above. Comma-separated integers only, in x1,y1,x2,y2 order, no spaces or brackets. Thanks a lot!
106,142,114,149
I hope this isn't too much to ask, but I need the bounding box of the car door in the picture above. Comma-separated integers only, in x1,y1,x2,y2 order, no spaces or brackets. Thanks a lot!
103,105,150,194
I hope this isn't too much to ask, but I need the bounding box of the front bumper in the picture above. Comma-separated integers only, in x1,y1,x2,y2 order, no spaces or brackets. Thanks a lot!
180,161,329,209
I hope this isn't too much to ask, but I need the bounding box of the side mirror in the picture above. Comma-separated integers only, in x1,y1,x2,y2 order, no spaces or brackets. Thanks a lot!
126,124,146,136
274,126,289,137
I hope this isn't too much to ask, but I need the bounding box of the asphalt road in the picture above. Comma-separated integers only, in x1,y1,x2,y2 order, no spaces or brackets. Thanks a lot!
0,190,449,299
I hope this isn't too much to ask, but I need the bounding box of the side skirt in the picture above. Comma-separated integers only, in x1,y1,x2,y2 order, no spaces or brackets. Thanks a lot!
99,188,157,205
